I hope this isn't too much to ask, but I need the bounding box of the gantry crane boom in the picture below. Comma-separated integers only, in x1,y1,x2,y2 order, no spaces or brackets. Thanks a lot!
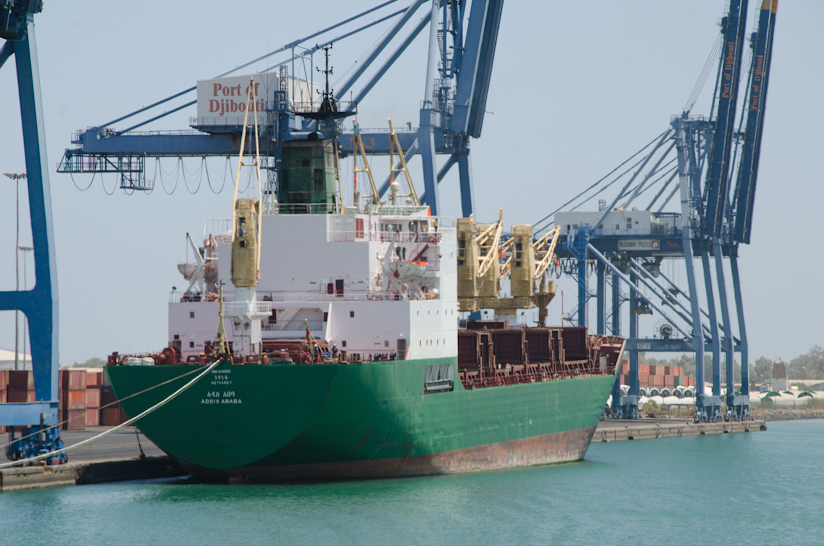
58,0,506,218
732,0,778,244
702,0,749,238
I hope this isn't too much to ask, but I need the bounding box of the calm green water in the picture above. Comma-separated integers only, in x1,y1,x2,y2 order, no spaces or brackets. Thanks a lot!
3,420,823,545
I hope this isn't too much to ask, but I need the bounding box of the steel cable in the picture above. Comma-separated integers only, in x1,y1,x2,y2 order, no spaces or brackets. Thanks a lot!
205,157,229,194
182,157,204,194
532,130,668,234
0,359,224,469
69,171,96,191
0,364,208,453
101,172,118,196
158,158,179,195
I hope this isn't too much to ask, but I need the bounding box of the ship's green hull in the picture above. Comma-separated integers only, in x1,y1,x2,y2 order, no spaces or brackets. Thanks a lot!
107,358,617,480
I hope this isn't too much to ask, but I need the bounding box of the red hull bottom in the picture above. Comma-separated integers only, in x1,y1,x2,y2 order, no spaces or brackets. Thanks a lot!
176,425,598,482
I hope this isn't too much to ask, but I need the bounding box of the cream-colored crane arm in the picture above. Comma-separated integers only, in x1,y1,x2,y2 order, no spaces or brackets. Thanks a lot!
534,226,561,280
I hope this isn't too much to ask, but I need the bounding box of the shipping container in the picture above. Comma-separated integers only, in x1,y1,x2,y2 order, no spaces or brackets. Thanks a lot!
86,371,103,387
7,390,35,403
0,390,5,404
0,370,7,390
85,408,100,427
61,409,85,431
60,369,87,391
101,406,121,426
86,388,101,408
60,389,86,410
7,370,31,391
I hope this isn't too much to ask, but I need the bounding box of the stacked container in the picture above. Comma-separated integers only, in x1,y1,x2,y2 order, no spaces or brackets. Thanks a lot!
6,370,34,404
59,369,86,430
0,371,6,433
85,370,102,426
620,363,693,389
100,369,125,426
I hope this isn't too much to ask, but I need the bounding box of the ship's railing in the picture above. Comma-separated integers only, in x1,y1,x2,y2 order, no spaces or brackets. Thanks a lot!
263,320,323,331
266,203,340,215
458,360,618,391
258,289,440,303
222,301,273,316
340,349,406,362
167,294,272,314
169,291,218,303
170,289,441,305
327,230,445,244
204,218,232,239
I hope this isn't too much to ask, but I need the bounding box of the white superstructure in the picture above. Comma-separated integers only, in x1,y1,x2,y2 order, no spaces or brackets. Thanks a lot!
169,206,458,362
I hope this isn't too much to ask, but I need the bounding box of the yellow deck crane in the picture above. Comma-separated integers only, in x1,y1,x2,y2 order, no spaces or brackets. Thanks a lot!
457,214,561,322
457,210,504,312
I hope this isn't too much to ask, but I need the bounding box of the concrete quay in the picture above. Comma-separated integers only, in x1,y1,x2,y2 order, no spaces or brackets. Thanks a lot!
2,419,767,492
1,427,183,493
594,418,767,442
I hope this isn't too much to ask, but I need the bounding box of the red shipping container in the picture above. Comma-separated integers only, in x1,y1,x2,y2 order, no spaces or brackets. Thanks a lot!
85,408,100,427
60,369,87,391
61,410,85,431
665,376,674,387
86,388,101,408
7,390,35,403
101,407,121,426
655,375,664,386
0,390,5,403
639,364,649,374
0,370,7,390
7,370,31,391
60,390,86,410
85,371,102,387
639,372,649,385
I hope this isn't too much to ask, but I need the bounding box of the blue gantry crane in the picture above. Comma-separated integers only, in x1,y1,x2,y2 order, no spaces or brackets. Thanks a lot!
534,0,777,421
57,0,504,218
1,0,67,461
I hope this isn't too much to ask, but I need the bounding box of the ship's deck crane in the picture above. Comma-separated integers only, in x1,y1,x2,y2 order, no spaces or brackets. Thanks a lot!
458,214,562,322
57,0,505,218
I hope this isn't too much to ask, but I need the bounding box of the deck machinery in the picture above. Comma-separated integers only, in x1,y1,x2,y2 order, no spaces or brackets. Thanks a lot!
543,0,778,421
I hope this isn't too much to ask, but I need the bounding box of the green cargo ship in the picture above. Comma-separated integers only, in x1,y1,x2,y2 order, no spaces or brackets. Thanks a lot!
106,127,624,481
108,337,622,480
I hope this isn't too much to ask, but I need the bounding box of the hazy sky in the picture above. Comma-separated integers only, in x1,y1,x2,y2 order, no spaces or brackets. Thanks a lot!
1,1,821,365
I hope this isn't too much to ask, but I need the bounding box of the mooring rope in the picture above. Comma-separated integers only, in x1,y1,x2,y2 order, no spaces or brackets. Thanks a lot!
0,359,224,469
